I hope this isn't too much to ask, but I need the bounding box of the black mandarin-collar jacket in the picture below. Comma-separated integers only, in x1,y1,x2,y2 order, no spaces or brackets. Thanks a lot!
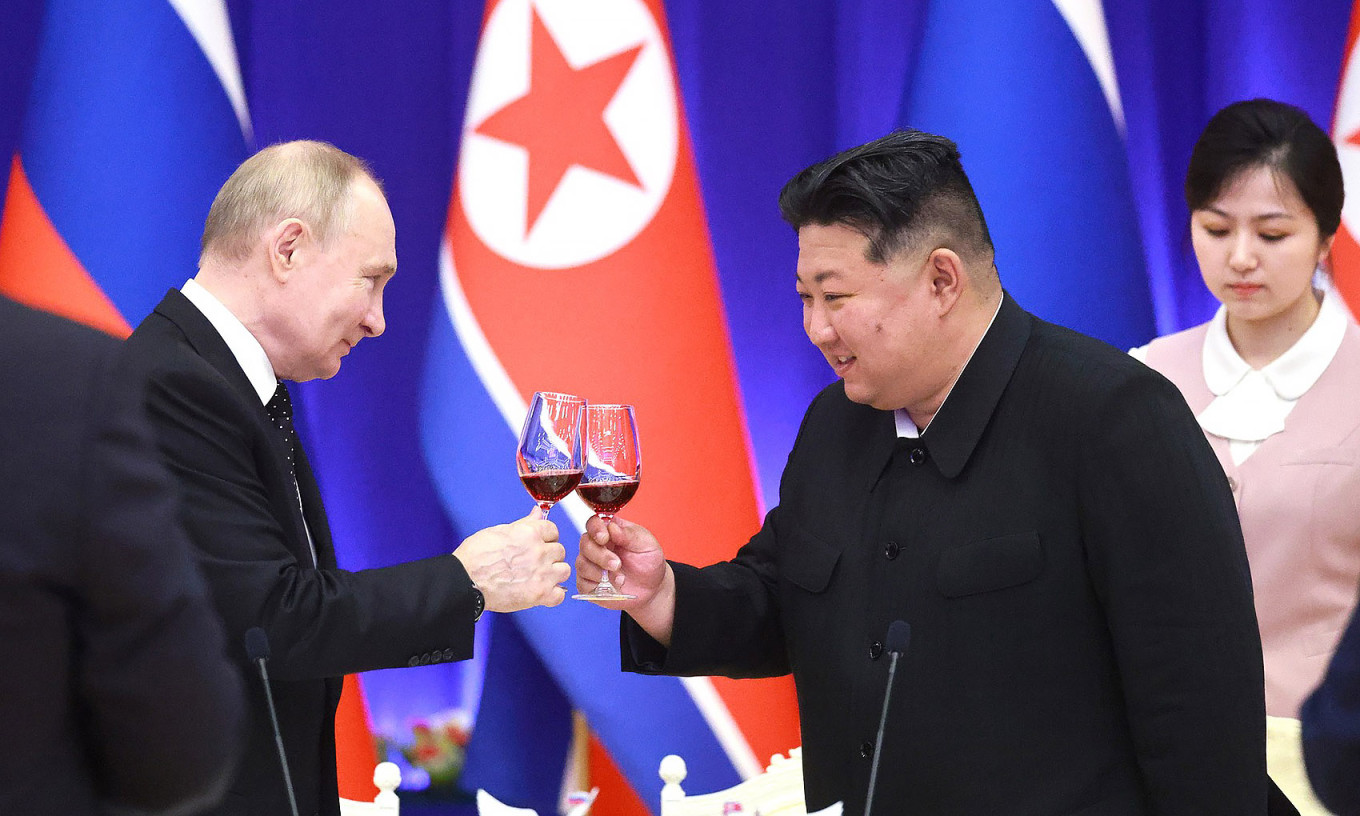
626,293,1268,815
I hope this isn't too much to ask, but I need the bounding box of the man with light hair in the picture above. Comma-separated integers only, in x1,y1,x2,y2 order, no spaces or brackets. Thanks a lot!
123,140,570,816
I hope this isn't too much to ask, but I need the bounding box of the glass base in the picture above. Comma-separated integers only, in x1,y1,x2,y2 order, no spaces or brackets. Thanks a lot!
572,586,637,601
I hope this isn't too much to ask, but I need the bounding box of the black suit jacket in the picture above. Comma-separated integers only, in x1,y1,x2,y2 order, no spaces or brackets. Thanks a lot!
1302,599,1360,813
0,295,242,815
625,294,1268,814
122,289,480,816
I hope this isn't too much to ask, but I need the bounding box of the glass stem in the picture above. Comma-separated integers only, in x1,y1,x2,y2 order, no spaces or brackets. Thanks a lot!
597,512,617,591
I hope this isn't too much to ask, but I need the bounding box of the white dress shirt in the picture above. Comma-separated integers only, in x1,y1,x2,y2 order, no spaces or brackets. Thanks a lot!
181,278,277,404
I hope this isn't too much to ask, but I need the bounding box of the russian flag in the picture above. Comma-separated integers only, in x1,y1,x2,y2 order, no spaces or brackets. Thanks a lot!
0,0,383,801
0,0,249,334
900,0,1156,349
423,0,800,811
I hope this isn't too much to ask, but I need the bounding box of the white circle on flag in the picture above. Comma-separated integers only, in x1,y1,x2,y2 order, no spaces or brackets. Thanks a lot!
1335,42,1360,238
457,0,679,269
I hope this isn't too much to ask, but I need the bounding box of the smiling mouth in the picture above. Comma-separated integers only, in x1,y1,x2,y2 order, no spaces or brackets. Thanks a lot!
830,355,855,374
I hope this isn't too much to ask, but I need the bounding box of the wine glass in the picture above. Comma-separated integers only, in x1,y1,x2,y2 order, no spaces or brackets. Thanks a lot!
572,404,641,601
516,392,585,515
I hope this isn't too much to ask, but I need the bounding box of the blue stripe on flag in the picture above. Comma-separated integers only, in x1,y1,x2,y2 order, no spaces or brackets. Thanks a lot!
900,0,1155,350
461,614,573,813
420,304,742,809
21,0,247,324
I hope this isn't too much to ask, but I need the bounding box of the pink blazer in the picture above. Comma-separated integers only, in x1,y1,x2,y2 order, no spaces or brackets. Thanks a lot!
1145,321,1360,717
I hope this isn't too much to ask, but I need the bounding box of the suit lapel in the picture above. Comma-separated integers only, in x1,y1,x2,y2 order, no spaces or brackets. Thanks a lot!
153,289,321,567
154,289,260,405
923,292,1032,479
294,443,336,569
845,399,897,498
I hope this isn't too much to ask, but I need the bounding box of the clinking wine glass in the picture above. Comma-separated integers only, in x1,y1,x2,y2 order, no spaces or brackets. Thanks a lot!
516,392,586,515
572,404,641,601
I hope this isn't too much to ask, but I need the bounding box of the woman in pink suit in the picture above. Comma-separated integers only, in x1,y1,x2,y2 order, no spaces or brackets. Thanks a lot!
1134,98,1360,814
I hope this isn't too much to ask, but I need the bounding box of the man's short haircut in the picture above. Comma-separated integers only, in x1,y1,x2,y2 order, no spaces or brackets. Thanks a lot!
778,129,994,266
200,140,382,264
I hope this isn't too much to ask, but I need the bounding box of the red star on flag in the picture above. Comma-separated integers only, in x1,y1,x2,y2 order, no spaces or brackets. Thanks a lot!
1348,127,1360,148
476,8,645,236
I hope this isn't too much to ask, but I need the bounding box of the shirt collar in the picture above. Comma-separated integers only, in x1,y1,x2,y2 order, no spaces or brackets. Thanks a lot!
181,278,278,406
910,291,1031,478
895,296,1003,440
1202,288,1348,400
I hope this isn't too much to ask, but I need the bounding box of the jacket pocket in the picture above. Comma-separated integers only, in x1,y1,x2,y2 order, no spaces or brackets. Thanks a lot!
783,527,842,594
936,532,1044,598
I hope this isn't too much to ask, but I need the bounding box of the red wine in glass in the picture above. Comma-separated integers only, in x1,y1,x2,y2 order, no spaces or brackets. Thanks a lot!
572,404,641,601
576,479,638,516
520,469,584,506
516,392,585,514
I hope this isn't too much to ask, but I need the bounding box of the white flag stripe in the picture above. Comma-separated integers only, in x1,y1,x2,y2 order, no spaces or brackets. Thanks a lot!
1051,0,1125,132
679,677,764,779
166,0,252,140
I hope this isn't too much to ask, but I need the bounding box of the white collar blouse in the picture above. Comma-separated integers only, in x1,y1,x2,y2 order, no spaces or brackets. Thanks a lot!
1196,288,1349,466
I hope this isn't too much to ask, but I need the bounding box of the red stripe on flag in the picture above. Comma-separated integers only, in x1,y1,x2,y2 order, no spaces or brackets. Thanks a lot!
451,0,798,768
1330,226,1360,316
0,155,131,337
1346,2,1360,73
587,732,650,816
1334,2,1360,316
335,674,381,801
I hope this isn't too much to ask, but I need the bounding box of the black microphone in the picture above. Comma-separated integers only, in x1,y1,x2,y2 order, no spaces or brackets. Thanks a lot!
865,620,911,816
245,627,300,816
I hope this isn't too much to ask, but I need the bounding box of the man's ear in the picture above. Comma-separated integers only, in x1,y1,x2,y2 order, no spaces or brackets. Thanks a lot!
927,248,965,313
267,219,307,283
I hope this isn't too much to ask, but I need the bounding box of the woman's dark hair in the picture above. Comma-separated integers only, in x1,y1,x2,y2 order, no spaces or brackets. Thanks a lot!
1186,99,1343,237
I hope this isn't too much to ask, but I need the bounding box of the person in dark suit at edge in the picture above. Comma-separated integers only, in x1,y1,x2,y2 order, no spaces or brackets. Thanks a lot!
120,140,571,816
0,294,243,815
576,130,1275,814
1303,602,1360,813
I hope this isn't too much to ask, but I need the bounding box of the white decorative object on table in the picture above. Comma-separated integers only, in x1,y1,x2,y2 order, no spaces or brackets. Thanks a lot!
660,747,810,815
338,761,401,814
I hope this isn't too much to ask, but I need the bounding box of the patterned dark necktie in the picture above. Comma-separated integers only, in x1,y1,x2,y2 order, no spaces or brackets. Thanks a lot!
265,381,296,477
265,381,319,566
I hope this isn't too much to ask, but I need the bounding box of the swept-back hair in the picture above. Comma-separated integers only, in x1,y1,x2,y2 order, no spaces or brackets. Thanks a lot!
778,129,994,265
200,139,381,264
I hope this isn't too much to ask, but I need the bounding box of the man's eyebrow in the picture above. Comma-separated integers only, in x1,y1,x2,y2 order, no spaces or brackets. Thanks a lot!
796,270,842,286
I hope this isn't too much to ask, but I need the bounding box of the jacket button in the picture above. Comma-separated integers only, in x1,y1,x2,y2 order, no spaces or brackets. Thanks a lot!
884,541,900,560
1227,476,1238,491
869,641,883,660
860,741,874,759
407,656,420,668
443,648,456,661
908,447,927,465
